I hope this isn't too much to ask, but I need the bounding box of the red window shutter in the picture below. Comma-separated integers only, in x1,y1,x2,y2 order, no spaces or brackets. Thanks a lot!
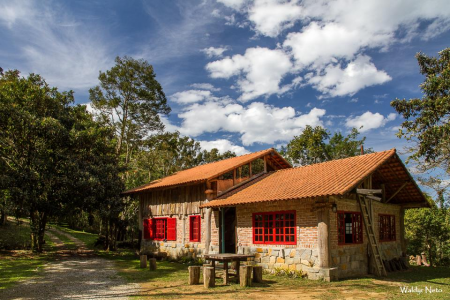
149,218,154,239
143,219,150,239
167,218,177,241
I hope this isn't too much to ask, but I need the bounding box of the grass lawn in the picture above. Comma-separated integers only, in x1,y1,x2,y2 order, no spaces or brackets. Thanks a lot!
0,219,57,290
49,224,98,249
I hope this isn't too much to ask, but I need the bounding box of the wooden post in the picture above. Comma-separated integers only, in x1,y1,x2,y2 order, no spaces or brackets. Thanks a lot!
149,258,157,271
223,261,229,285
205,183,214,255
253,266,263,283
239,265,252,287
140,255,147,268
203,266,215,288
399,208,406,257
317,207,330,268
188,266,201,285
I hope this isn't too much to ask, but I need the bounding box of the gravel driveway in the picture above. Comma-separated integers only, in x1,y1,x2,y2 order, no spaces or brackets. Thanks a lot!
0,228,141,300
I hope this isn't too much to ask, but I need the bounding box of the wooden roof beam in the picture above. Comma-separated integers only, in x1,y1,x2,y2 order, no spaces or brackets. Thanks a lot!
385,181,409,203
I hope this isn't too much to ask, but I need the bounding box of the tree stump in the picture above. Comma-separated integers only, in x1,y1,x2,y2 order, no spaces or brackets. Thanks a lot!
416,255,422,266
140,255,147,268
189,266,201,285
253,266,263,283
149,258,157,271
203,266,215,288
239,265,252,287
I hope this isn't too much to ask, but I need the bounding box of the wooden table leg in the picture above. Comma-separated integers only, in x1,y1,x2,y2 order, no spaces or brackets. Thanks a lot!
212,260,216,275
236,260,241,279
223,261,229,285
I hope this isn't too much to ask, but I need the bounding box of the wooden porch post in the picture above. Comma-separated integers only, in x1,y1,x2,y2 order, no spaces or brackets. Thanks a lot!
204,182,214,254
317,207,330,268
399,208,406,256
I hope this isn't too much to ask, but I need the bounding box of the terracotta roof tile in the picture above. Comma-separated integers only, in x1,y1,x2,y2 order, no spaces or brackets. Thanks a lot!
203,149,401,207
123,148,289,194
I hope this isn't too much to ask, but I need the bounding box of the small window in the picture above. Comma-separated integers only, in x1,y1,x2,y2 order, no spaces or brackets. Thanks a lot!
338,212,363,245
379,214,396,242
252,211,296,245
190,215,201,242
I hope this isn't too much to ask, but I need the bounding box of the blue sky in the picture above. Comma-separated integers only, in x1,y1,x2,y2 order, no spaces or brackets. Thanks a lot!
1,0,449,157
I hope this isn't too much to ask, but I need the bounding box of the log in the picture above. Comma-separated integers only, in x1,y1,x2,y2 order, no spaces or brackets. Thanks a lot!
416,255,422,266
253,266,263,283
239,265,252,287
140,255,147,268
421,252,430,267
203,266,215,288
149,258,157,271
189,266,201,285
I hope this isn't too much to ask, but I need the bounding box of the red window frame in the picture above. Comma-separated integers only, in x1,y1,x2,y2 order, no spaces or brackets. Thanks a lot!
189,215,201,242
379,214,396,242
252,211,296,245
337,211,363,245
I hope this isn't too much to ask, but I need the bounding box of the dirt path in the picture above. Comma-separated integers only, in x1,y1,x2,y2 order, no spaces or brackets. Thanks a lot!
0,228,140,300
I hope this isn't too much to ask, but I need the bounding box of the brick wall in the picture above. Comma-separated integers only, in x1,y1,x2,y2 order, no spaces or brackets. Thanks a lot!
236,198,318,249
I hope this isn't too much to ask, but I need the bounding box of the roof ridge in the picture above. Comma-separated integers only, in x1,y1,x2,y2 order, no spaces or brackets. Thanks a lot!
275,148,396,173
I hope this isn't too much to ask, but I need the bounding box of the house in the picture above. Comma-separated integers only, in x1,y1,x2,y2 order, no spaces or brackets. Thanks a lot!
123,148,429,281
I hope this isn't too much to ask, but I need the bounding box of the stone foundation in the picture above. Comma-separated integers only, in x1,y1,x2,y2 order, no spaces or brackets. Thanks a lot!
141,240,219,260
331,245,368,278
237,246,337,280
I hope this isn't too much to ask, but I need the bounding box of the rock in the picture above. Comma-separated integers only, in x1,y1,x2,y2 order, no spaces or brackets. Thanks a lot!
301,250,311,260
276,257,285,263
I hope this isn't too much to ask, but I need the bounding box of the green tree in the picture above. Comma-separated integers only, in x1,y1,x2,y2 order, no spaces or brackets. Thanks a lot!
64,106,125,250
196,148,236,165
0,70,74,251
89,56,171,165
391,48,449,165
405,197,450,266
281,126,370,166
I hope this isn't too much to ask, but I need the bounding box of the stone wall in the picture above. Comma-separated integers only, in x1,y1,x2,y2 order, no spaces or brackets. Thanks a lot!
329,197,403,278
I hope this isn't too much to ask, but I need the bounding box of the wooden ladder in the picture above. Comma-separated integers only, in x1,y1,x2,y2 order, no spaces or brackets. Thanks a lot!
357,194,387,277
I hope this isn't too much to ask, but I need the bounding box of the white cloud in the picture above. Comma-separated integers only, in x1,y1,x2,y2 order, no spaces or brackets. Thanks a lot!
212,0,450,99
206,47,293,101
199,139,249,155
201,46,229,58
307,55,391,98
217,0,248,10
190,83,221,91
171,90,213,104
345,111,396,132
247,0,302,38
167,97,326,145
0,0,113,91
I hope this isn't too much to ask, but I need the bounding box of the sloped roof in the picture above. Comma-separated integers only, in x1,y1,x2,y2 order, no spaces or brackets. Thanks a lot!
123,148,290,194
202,149,428,208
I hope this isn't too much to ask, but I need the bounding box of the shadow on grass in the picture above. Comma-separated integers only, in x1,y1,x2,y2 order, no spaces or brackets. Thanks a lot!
379,266,450,286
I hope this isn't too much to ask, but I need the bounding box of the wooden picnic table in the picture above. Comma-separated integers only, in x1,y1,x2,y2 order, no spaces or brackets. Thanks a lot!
203,253,255,284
